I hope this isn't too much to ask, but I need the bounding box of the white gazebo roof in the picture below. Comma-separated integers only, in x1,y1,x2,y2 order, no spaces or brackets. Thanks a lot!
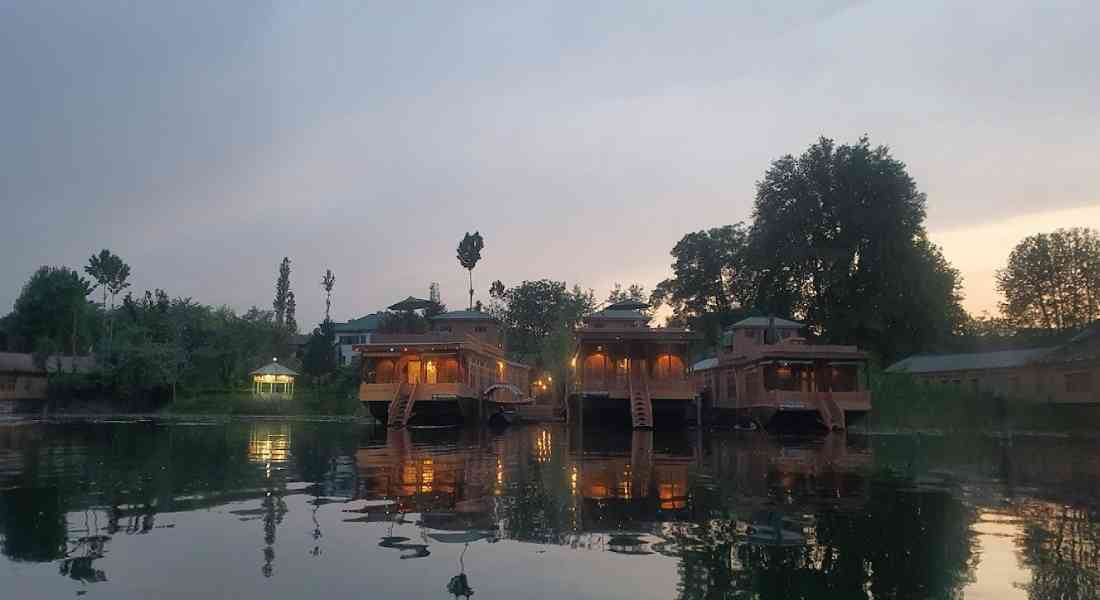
250,362,299,377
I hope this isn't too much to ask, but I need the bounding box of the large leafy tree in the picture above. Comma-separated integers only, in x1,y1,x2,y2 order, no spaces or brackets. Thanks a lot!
9,266,95,356
492,279,595,402
457,232,484,310
748,136,965,361
652,224,755,343
996,227,1100,332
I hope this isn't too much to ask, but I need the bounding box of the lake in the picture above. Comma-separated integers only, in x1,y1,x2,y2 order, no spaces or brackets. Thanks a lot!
0,419,1097,599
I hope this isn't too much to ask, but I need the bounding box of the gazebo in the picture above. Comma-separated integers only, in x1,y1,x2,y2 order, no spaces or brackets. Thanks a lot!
251,360,298,397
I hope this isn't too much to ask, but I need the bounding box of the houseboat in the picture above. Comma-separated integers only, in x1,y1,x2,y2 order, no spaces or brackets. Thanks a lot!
568,300,701,429
692,317,871,430
356,309,531,427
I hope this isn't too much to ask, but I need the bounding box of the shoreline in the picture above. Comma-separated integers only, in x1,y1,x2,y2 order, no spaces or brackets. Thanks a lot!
1,412,1097,440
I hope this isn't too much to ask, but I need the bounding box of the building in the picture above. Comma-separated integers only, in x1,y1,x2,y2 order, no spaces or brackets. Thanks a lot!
0,353,96,412
886,322,1099,405
250,360,298,397
569,300,701,429
334,313,385,366
691,317,871,430
355,308,531,427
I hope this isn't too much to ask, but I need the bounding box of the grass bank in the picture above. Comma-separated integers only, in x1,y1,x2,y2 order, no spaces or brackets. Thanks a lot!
866,371,1100,434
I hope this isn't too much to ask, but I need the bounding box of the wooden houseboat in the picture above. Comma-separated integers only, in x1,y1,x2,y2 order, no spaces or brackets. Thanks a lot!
356,309,531,427
569,300,701,429
692,317,871,430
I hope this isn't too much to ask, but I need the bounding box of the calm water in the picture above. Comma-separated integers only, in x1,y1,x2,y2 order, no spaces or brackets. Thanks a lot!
0,420,1097,599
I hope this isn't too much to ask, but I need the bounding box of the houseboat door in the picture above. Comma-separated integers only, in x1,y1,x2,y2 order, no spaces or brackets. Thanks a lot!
407,360,422,385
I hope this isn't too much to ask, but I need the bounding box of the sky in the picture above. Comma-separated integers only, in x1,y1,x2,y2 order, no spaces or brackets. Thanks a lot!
2,1,1098,326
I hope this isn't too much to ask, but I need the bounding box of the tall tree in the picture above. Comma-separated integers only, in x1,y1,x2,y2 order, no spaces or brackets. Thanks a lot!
748,136,965,361
996,227,1100,331
652,224,755,343
321,269,336,322
285,291,297,334
85,249,114,310
273,257,291,326
457,232,484,310
426,282,446,317
84,249,130,353
10,266,95,356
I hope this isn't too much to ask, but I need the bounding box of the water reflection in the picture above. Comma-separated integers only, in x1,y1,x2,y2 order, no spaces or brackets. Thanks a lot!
0,420,1096,599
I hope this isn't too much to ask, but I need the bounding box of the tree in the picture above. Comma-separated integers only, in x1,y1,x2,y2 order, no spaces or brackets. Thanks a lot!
457,232,484,310
652,225,754,344
748,136,965,361
285,291,297,334
426,282,447,317
84,249,131,354
302,320,337,380
273,257,291,326
606,283,647,305
996,227,1100,332
494,280,594,360
321,269,336,322
9,266,95,355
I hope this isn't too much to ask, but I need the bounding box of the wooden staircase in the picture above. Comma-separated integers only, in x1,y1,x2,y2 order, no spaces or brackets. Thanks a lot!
815,393,845,430
628,360,653,429
387,382,418,428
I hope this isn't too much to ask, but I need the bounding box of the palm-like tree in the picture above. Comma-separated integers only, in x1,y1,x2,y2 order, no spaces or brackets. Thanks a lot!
456,232,484,310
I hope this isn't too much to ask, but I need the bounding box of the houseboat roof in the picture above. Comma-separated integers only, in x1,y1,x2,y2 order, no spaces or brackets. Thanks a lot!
885,348,1054,374
728,316,803,330
430,309,495,321
731,340,868,364
334,313,385,333
605,299,650,310
587,308,648,320
0,352,96,374
388,296,433,311
251,362,299,376
691,357,719,371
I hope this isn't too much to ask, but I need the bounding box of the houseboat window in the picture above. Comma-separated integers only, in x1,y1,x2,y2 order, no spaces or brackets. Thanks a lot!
442,358,459,383
745,372,760,396
425,360,438,384
375,359,395,384
407,360,422,384
584,354,608,385
653,354,685,380
725,371,737,402
766,365,799,391
828,366,859,392
475,326,487,333
497,361,506,382
1066,372,1092,393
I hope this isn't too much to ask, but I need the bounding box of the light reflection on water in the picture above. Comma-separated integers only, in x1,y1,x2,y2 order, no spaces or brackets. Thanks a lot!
0,420,1096,599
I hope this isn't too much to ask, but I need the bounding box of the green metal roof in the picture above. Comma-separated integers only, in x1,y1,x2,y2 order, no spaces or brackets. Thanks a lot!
334,313,384,333
729,316,803,329
431,310,495,321
588,309,648,320
885,348,1054,374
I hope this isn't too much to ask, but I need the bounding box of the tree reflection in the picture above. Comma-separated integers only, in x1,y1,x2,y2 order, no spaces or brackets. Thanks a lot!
1016,503,1100,600
0,487,67,562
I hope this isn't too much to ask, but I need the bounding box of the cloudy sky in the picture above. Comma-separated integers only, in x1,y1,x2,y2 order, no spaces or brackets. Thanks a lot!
2,1,1098,326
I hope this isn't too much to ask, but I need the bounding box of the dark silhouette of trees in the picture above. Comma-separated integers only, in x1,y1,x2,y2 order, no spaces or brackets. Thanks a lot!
285,291,297,334
996,227,1100,332
652,224,755,344
321,269,336,322
8,266,95,357
457,232,484,310
273,257,292,326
